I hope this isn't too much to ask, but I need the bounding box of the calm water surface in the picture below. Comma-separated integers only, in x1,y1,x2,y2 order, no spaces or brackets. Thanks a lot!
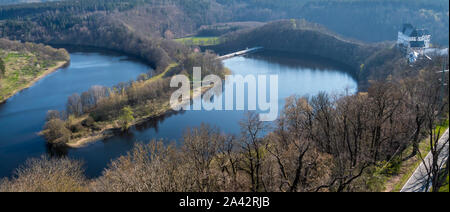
0,51,151,178
0,50,357,178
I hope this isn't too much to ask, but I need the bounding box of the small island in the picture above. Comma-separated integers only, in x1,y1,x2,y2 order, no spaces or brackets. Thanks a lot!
0,39,70,103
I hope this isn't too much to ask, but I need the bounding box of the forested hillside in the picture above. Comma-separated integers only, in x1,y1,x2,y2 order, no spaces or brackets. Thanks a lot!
210,19,406,90
0,0,448,45
0,1,192,73
0,0,442,96
217,0,449,45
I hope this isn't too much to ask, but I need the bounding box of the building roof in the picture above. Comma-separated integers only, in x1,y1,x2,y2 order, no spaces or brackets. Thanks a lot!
410,29,430,37
402,24,415,35
401,23,430,37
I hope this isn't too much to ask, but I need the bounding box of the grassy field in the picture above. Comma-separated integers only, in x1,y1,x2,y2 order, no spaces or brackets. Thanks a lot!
435,119,449,136
175,37,221,46
0,51,47,99
0,49,68,102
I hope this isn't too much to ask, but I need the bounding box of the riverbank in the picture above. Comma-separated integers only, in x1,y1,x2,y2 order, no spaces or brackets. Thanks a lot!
0,60,69,104
65,83,215,148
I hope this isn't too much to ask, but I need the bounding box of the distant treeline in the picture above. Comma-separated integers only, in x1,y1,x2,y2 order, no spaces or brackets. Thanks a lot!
0,0,448,45
0,0,62,6
217,0,449,45
0,38,68,62
0,57,4,77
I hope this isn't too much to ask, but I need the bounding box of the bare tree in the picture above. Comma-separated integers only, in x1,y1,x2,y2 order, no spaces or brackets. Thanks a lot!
181,124,225,192
0,156,87,192
42,118,71,145
418,126,449,192
416,69,449,192
265,97,321,192
66,93,82,116
93,140,187,192
309,92,381,192
239,112,268,192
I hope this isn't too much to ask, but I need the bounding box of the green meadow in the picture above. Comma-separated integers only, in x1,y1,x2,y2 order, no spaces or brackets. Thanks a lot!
175,37,221,46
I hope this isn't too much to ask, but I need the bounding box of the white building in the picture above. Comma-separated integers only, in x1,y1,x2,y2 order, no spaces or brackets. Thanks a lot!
397,24,432,63
397,24,431,50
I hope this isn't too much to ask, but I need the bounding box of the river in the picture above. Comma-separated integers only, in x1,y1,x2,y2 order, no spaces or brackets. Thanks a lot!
0,50,357,178
0,50,151,178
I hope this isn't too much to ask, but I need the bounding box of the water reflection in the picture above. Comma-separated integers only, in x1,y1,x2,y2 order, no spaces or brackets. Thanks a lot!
249,50,356,76
134,110,186,133
47,143,69,158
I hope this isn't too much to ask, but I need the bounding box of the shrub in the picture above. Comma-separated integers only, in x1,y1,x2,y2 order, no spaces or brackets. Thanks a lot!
42,119,71,144
82,116,95,128
0,156,88,192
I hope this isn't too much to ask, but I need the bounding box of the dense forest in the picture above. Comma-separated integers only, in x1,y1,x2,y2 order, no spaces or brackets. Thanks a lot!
1,0,440,88
216,0,449,45
0,0,448,45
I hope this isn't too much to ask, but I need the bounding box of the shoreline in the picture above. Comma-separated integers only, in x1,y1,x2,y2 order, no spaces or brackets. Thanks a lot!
65,84,215,148
65,104,170,148
0,60,70,104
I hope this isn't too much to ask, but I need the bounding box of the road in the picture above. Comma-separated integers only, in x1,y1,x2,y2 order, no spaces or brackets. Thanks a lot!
401,129,449,192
